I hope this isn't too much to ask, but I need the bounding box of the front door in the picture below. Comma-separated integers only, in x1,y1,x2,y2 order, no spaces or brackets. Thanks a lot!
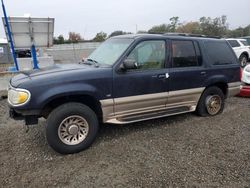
113,40,170,118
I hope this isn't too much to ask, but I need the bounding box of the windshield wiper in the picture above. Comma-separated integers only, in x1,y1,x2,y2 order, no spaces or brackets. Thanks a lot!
80,58,99,67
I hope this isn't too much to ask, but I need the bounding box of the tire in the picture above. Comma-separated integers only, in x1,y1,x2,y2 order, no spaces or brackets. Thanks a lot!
46,102,99,154
196,87,225,117
239,54,248,67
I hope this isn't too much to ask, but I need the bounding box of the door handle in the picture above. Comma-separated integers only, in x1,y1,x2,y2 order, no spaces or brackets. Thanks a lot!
165,73,170,79
157,73,169,79
200,71,206,76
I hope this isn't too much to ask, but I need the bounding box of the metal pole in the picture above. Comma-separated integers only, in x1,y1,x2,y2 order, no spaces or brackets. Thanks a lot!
1,0,19,71
31,44,39,69
28,17,39,70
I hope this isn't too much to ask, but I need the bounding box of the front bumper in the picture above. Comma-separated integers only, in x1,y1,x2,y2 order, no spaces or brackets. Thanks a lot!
9,108,24,120
9,108,39,125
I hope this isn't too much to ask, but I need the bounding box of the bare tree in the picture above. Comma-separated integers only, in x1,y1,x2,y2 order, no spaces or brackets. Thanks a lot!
68,32,82,43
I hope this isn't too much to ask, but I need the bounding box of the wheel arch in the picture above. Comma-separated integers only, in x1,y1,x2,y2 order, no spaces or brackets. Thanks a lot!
203,75,229,97
206,82,228,97
41,94,103,121
240,52,249,60
196,83,226,116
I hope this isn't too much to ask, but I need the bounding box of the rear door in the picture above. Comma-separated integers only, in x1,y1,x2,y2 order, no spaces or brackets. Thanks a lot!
167,39,206,109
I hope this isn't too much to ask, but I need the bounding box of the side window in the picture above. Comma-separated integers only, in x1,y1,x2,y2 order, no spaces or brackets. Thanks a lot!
240,40,249,46
126,40,166,70
227,40,240,47
172,40,200,68
205,41,237,65
246,39,250,45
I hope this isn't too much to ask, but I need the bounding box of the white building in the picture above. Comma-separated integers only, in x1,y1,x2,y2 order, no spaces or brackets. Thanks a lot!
0,38,11,64
0,38,7,44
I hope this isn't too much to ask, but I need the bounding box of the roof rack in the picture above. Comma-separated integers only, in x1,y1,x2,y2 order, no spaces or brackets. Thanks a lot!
163,32,221,39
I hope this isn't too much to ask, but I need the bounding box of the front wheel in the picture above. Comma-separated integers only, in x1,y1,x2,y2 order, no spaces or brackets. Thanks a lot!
196,87,225,117
46,102,99,154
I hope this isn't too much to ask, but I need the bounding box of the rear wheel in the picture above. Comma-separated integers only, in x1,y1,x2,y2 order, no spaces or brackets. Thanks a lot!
239,54,248,67
196,87,225,117
46,102,99,154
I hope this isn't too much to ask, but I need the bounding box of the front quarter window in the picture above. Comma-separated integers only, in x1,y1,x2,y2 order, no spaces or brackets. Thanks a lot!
88,38,133,66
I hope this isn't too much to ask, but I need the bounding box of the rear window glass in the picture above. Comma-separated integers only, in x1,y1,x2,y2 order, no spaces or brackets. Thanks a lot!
205,41,237,65
240,40,249,46
227,40,240,47
246,39,250,45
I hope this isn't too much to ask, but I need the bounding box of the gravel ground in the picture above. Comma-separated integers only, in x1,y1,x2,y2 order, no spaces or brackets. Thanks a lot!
0,97,249,187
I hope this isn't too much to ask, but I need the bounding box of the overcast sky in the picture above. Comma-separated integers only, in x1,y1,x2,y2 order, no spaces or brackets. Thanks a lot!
1,0,250,39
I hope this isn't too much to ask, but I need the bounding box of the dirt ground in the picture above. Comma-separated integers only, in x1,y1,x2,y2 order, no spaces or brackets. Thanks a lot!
0,97,249,188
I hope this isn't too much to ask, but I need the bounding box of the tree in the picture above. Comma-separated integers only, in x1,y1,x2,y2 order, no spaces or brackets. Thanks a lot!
137,30,148,34
109,31,132,38
228,25,250,38
169,16,180,32
148,16,180,33
93,32,107,42
199,15,228,37
243,25,250,36
177,22,201,34
148,24,170,33
53,35,65,44
53,37,58,44
68,32,82,43
57,35,65,44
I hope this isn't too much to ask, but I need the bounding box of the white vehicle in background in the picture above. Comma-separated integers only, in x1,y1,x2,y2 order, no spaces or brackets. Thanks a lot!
238,64,250,97
240,36,250,46
242,64,250,84
226,38,250,67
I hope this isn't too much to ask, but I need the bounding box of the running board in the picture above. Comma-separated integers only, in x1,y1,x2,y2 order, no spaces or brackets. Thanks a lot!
106,106,196,124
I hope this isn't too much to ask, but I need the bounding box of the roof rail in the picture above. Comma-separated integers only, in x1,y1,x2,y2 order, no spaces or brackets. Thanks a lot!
163,32,221,39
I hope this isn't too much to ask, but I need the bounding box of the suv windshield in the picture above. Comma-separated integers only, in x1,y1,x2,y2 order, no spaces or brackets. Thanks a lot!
88,38,134,66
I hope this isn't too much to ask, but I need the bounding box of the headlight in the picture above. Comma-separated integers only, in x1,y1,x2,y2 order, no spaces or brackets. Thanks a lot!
8,86,31,106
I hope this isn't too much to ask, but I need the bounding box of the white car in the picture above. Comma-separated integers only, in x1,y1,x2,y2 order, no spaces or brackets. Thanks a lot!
242,64,250,84
226,38,250,67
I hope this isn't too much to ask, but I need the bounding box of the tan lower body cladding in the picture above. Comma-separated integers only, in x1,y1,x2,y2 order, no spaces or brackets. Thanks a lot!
100,82,241,124
228,82,241,97
100,87,205,124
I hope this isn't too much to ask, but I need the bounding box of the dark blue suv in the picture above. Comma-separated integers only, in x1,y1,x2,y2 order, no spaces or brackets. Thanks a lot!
8,34,241,154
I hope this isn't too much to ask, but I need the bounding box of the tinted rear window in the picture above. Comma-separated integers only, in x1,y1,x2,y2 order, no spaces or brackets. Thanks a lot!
205,41,237,65
172,40,200,68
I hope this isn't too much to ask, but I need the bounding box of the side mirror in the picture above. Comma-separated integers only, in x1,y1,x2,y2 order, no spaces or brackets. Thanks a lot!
122,58,138,70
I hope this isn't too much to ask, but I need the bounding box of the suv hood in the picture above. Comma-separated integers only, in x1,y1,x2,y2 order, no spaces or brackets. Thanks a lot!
22,64,87,77
10,64,99,87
